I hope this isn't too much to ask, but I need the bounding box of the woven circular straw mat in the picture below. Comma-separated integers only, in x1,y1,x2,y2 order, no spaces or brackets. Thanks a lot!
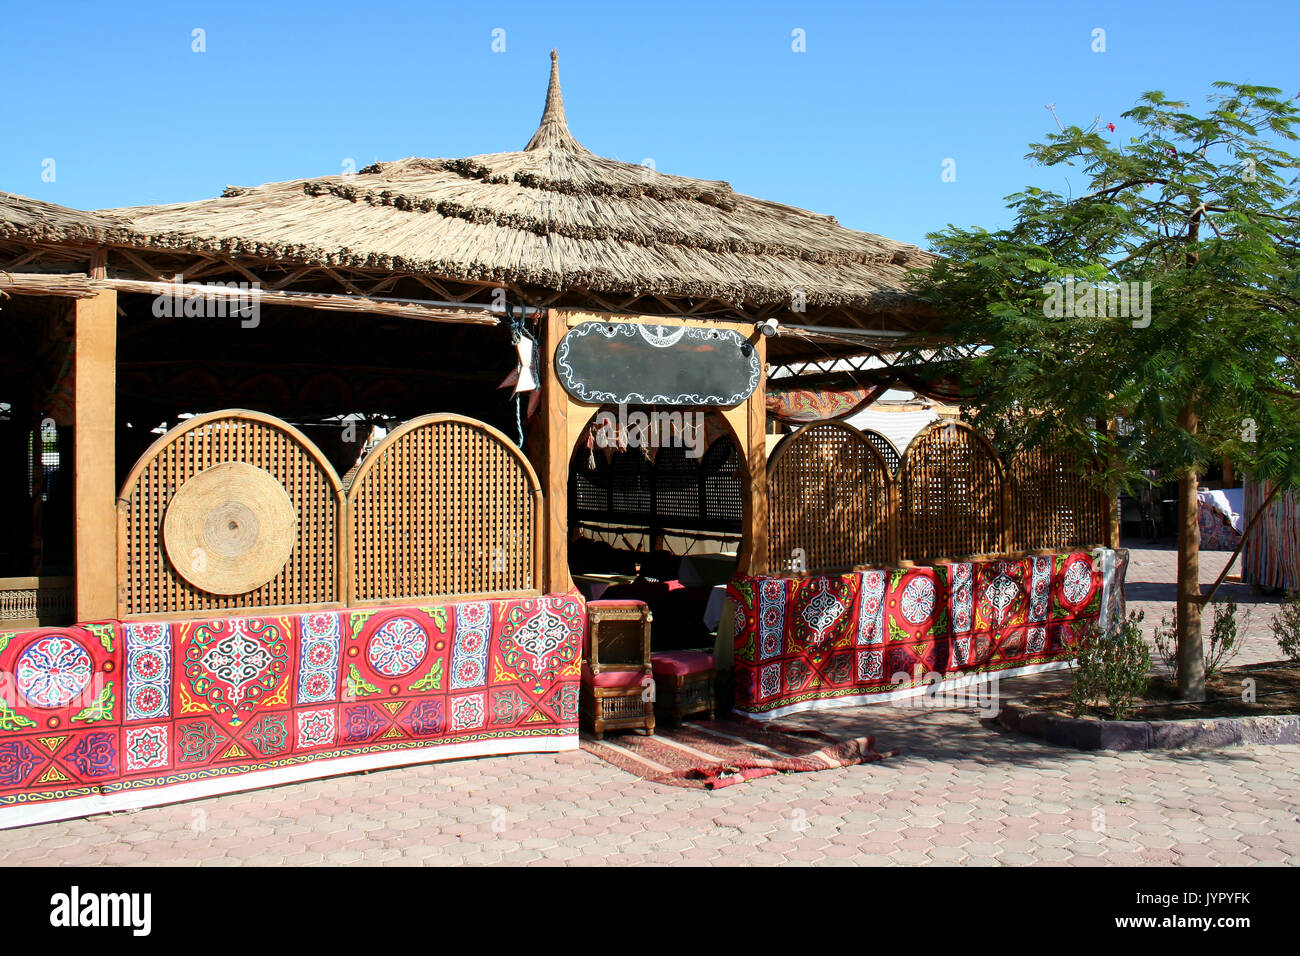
163,461,298,595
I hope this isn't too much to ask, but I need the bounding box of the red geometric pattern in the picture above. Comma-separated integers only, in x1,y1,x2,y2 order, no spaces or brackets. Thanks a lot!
0,592,583,826
729,551,1112,717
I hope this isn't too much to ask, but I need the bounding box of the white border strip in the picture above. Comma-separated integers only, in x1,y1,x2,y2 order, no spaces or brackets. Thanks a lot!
737,659,1073,721
0,734,576,831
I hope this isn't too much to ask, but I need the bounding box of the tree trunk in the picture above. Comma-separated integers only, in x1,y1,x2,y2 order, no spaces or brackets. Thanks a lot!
1175,405,1205,701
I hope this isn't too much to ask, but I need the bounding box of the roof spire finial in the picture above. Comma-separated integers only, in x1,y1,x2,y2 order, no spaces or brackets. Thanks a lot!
525,49,587,152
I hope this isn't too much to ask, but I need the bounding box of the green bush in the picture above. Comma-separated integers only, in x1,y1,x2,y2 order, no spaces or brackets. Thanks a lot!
1272,591,1300,662
1152,613,1177,676
1205,598,1243,680
1069,610,1151,721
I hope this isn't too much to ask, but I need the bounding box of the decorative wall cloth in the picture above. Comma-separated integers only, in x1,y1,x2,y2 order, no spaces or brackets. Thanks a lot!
727,549,1126,719
0,592,583,829
1243,476,1300,592
765,385,891,424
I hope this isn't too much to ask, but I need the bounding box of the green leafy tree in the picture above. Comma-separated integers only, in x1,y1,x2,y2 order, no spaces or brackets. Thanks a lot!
911,83,1300,701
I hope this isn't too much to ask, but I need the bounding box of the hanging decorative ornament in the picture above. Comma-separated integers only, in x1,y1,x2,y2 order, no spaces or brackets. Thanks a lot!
513,333,538,393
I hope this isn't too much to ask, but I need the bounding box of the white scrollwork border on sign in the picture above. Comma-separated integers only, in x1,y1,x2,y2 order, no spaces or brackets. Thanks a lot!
555,322,761,406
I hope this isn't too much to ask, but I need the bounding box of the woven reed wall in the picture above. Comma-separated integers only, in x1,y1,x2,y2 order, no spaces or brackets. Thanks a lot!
117,411,342,618
1008,445,1107,551
768,420,1105,570
347,414,541,603
767,422,893,572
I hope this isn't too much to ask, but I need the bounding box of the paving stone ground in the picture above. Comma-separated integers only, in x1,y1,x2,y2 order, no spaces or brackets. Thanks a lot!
1,544,1296,866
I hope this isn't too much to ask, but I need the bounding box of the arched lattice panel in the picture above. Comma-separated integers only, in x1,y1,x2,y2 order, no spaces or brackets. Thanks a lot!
347,414,541,604
900,421,1004,561
1009,445,1107,551
767,421,894,572
859,429,902,474
117,410,343,618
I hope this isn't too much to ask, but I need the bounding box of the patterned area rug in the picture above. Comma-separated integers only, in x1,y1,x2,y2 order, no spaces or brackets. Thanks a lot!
581,718,896,789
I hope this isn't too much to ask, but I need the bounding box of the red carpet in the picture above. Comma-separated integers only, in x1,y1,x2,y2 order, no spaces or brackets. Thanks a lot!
581,717,896,789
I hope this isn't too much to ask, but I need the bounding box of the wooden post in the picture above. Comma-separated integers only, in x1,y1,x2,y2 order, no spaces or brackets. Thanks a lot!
530,308,573,594
73,289,117,621
737,333,768,576
1105,417,1122,548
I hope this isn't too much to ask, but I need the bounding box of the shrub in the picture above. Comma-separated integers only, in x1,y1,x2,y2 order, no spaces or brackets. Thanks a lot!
1069,610,1151,720
1205,598,1243,680
1273,591,1300,662
1152,614,1177,676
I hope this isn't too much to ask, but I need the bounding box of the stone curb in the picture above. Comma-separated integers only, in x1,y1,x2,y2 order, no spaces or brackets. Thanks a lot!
998,701,1300,751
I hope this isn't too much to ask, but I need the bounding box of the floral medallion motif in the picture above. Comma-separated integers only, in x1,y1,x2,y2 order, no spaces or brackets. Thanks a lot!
366,617,428,678
899,576,936,626
1062,559,1093,605
16,635,93,708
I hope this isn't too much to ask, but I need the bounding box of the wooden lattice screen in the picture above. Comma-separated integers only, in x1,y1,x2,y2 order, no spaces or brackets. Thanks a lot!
700,438,744,529
570,437,744,535
767,422,894,572
1008,445,1107,551
899,421,1005,561
346,414,542,604
117,410,343,618
860,429,902,474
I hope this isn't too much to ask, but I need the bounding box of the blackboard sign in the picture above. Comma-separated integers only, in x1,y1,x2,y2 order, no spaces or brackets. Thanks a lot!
556,322,760,406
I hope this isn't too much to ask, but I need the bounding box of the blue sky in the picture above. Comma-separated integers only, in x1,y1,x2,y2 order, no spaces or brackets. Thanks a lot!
1,0,1296,248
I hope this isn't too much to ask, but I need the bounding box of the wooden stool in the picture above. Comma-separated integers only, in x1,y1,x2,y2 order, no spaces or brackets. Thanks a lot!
651,650,715,726
582,600,655,739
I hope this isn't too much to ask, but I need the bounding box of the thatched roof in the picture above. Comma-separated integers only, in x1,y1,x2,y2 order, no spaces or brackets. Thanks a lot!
0,191,121,244
2,52,933,317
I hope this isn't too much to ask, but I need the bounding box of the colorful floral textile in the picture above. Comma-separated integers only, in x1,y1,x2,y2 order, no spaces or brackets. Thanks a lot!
0,592,583,829
729,549,1123,719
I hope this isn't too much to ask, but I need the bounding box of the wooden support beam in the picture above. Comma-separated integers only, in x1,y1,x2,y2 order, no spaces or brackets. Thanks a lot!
0,272,98,298
98,277,505,326
73,290,117,621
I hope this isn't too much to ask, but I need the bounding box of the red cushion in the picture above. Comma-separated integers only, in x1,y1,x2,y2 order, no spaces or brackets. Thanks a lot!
651,650,715,677
582,663,651,688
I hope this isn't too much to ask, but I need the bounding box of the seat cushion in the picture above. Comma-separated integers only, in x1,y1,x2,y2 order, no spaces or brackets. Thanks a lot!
651,650,715,678
582,663,650,688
